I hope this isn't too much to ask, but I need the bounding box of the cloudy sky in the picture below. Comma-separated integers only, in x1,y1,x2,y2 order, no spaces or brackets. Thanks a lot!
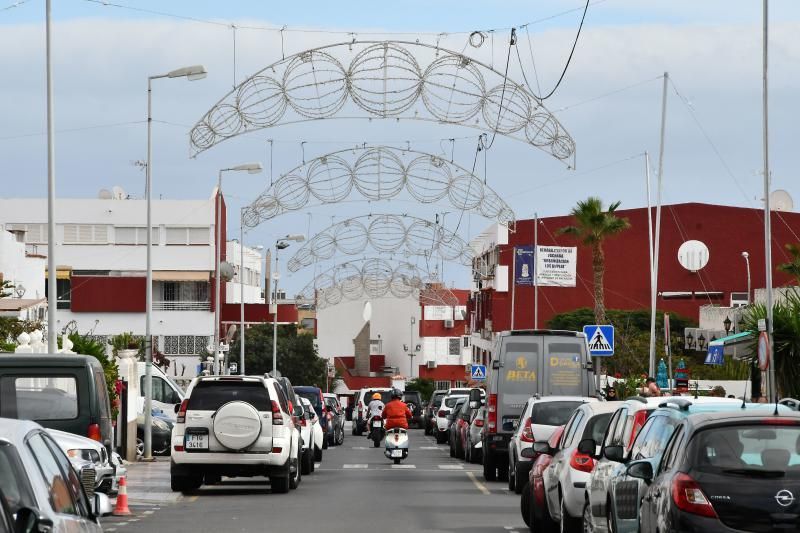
1,0,798,293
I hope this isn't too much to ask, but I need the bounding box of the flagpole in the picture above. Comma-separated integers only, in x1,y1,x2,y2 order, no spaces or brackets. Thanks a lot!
534,212,539,330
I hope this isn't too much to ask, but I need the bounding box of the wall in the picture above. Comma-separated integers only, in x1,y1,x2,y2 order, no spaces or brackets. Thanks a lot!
56,310,213,337
0,230,45,299
70,276,146,312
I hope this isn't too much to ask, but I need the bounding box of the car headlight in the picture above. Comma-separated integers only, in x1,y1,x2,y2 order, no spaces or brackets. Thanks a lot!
153,419,170,431
68,448,101,464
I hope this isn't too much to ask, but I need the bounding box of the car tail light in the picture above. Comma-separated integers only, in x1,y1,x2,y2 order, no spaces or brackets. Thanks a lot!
520,418,534,443
487,394,497,433
358,401,363,416
672,473,717,518
176,399,189,424
438,410,446,418
761,418,800,426
272,447,282,454
475,419,484,427
628,410,649,450
87,423,102,442
174,444,184,452
569,449,595,473
272,401,284,425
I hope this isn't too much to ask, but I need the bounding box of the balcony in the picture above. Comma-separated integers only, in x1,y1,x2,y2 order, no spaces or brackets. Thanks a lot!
153,300,210,311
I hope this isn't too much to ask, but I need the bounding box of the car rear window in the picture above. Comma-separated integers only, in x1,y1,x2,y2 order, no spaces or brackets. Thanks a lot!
188,381,270,411
431,393,446,407
444,396,467,408
688,424,800,478
296,390,322,410
532,401,584,426
365,391,393,404
0,376,79,420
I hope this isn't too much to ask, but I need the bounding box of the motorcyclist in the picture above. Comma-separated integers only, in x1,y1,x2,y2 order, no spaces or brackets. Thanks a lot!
382,389,413,430
366,392,385,437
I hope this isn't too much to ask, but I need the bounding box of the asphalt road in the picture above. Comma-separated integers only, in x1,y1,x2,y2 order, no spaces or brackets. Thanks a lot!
102,424,527,533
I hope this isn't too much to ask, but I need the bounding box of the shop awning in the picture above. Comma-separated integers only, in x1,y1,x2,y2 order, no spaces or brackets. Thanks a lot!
152,271,210,281
705,331,754,365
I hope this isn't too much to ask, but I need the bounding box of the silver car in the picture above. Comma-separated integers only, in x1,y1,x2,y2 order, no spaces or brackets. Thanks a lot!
0,417,110,532
465,406,485,464
46,428,116,494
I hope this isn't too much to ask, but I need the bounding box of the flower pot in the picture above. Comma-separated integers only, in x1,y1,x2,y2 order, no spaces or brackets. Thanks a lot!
117,349,138,359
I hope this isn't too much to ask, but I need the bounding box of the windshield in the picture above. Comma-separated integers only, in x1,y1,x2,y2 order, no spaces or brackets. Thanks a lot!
188,381,270,411
444,396,467,408
0,442,36,514
296,390,322,411
688,424,800,478
532,401,584,427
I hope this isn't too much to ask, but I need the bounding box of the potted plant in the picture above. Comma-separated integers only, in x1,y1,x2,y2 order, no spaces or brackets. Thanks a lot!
111,332,141,359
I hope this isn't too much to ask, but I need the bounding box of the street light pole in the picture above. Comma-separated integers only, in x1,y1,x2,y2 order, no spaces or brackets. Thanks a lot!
45,0,57,353
240,209,246,375
762,0,776,401
271,234,305,376
742,251,751,304
144,64,206,460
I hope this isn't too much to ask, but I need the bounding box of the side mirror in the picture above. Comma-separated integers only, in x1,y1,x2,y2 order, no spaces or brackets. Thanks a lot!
626,460,654,483
469,401,479,409
92,492,113,516
15,508,51,533
520,447,537,459
174,403,180,414
603,445,625,463
577,438,596,456
532,441,552,455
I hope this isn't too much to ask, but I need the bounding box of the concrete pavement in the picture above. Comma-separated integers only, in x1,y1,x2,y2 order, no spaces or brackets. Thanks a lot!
101,424,527,533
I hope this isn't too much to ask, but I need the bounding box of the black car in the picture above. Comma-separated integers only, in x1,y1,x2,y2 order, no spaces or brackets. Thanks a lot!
631,411,800,532
402,391,423,428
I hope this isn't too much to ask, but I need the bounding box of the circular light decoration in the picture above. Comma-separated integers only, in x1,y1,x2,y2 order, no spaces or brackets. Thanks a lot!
353,148,406,200
190,40,575,163
677,240,710,272
333,219,369,255
404,155,451,203
306,155,354,203
274,175,309,210
448,174,484,210
368,215,408,252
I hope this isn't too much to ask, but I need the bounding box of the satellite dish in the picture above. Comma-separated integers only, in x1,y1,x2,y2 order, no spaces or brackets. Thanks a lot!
219,261,235,281
770,189,794,212
112,186,127,200
677,240,710,272
362,301,372,322
98,189,113,199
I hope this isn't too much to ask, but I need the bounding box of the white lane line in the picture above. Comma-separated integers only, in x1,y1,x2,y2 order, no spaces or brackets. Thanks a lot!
438,464,464,470
467,471,491,495
343,464,369,469
106,529,117,532
351,447,369,450
420,446,440,450
143,510,154,515
391,464,416,469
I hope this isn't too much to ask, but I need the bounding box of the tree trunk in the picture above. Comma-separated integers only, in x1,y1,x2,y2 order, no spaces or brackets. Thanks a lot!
592,242,606,324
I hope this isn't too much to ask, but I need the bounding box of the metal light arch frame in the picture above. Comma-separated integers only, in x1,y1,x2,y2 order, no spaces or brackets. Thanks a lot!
286,213,473,273
242,146,515,228
189,40,576,164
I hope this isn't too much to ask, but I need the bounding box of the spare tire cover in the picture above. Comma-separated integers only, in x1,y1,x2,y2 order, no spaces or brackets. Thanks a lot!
213,401,262,450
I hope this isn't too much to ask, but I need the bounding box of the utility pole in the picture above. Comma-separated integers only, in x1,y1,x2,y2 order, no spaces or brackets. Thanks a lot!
652,73,669,379
762,0,776,401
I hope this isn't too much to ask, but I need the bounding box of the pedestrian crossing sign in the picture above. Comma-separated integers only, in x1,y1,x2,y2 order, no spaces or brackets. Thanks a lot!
470,364,487,380
583,325,614,356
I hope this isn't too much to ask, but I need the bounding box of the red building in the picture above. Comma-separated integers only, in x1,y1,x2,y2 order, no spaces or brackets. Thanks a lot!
470,203,800,360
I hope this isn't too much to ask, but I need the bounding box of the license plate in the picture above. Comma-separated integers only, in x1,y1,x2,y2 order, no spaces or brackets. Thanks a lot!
390,449,403,458
185,433,208,450
372,421,382,428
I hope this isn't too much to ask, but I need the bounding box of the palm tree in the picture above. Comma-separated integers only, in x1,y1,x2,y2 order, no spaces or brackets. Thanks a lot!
557,197,631,324
777,243,800,283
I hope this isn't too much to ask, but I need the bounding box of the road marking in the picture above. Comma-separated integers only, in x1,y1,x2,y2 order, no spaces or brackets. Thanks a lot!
106,529,116,532
315,463,321,468
343,464,369,469
188,496,199,502
143,510,154,515
438,464,464,470
467,471,491,495
391,464,416,469
420,446,440,450
351,447,369,450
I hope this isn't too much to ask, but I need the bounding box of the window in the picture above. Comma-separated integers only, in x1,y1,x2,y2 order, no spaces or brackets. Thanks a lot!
659,425,685,474
562,410,585,448
435,380,450,391
188,227,208,245
448,338,461,356
166,227,209,245
115,226,159,245
93,369,111,420
603,409,623,448
583,412,613,444
140,376,179,404
0,442,36,514
41,433,89,516
62,224,109,244
462,336,470,348
300,318,315,330
27,433,79,515
6,223,47,244
0,376,78,420
611,407,629,446
187,381,271,411
45,278,71,310
640,416,678,460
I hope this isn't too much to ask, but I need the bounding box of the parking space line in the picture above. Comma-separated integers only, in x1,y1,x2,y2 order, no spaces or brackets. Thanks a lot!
343,464,369,469
438,464,464,470
467,471,491,495
391,464,416,469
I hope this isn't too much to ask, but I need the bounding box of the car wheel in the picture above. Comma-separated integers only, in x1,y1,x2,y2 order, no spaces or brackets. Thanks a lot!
514,463,526,494
289,457,301,490
521,482,532,528
436,431,447,445
270,474,290,494
314,445,323,462
507,461,516,491
393,458,401,465
560,493,579,533
336,427,345,445
204,474,221,485
582,500,594,533
449,436,456,458
465,443,471,463
301,450,313,475
606,499,617,533
170,465,202,494
483,452,497,482
323,435,329,450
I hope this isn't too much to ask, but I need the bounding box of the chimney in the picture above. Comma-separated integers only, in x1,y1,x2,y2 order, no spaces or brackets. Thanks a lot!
353,320,371,376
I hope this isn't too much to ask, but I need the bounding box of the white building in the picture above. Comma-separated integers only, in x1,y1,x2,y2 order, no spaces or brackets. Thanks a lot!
225,240,264,304
0,227,47,322
0,190,221,370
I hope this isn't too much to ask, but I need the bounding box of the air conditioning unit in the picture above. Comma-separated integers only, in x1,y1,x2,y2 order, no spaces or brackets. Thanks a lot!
443,319,454,329
426,361,437,369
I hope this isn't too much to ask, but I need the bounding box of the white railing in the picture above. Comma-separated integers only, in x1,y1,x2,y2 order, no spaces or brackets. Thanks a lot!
153,301,210,311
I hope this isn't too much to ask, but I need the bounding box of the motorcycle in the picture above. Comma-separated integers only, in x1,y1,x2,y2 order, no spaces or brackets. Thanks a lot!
384,427,409,464
368,416,384,448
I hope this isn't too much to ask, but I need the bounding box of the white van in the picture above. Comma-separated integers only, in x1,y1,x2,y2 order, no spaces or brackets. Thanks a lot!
136,363,185,420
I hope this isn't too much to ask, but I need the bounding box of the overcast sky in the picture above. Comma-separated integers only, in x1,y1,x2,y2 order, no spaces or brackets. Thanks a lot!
1,0,798,293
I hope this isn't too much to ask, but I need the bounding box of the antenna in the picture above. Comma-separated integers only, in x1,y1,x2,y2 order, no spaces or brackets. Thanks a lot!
770,189,794,212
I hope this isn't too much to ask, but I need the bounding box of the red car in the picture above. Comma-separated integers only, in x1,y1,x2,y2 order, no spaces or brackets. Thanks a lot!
520,425,564,531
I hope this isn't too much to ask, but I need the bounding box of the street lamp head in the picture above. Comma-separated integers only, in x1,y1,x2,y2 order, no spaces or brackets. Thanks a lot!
284,234,305,242
276,241,290,250
167,65,207,80
741,251,749,259
230,162,263,174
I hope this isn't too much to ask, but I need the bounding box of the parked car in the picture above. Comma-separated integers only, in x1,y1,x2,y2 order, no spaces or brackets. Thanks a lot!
294,386,330,449
0,355,113,449
170,375,301,494
472,330,597,482
300,397,325,462
295,399,315,475
352,388,393,436
636,410,800,532
272,375,303,427
447,398,469,458
0,417,111,532
585,398,786,533
323,393,345,446
435,389,475,444
520,425,565,531
465,406,486,464
402,391,423,428
508,396,595,494
46,428,116,495
541,401,619,532
425,390,448,435
137,361,184,420
136,411,173,457
455,399,483,461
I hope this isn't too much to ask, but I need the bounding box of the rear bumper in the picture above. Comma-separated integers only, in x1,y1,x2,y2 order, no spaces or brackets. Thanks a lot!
484,434,510,457
171,459,289,478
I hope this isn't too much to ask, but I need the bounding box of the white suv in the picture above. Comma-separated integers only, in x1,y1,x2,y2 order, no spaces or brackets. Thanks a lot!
170,375,301,494
352,388,392,436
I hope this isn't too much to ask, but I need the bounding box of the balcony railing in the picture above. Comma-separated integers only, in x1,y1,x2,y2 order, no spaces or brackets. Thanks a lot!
153,300,210,311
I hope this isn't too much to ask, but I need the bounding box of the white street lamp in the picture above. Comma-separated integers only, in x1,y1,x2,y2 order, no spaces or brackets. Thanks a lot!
272,234,304,376
742,251,751,304
214,163,262,376
144,63,206,460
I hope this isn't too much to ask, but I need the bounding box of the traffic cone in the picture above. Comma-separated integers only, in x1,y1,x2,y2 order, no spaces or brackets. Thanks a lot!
113,476,132,516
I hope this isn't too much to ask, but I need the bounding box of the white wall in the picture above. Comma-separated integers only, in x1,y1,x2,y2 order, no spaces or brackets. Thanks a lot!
225,240,263,304
317,297,421,373
57,310,213,337
0,230,46,299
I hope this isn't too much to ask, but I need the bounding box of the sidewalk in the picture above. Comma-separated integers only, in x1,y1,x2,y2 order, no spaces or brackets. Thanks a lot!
116,457,181,505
